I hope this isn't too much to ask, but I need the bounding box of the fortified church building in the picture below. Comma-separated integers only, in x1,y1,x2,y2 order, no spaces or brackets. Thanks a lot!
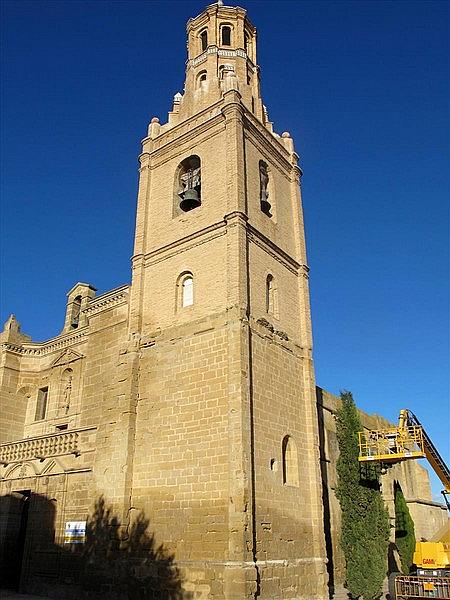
0,3,446,599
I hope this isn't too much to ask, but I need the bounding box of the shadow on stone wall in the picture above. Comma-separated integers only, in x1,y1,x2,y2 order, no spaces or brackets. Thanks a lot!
1,493,188,599
316,388,335,599
0,491,36,590
77,496,186,599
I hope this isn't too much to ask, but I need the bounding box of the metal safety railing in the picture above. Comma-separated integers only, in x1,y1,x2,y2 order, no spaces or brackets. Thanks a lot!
358,425,425,463
395,575,450,599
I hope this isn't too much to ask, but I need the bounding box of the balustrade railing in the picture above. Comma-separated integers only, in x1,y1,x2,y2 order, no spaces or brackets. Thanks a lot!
0,428,95,464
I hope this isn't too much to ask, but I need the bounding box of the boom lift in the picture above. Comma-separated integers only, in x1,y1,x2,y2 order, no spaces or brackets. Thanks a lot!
358,409,450,599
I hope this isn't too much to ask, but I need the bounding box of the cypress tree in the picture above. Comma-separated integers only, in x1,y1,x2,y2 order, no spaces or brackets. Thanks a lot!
394,482,416,573
335,391,390,599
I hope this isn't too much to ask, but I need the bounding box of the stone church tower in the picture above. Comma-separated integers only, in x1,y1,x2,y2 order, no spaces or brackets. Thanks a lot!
2,2,445,599
0,3,329,598
127,2,328,598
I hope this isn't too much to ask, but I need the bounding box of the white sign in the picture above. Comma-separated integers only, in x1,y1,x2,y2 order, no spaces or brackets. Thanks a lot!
64,521,86,544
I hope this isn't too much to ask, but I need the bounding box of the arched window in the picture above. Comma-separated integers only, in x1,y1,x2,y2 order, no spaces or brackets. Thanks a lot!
176,155,201,212
197,70,207,89
70,295,82,329
182,276,194,307
177,273,194,309
219,64,235,81
200,30,208,52
259,160,272,217
221,25,231,46
282,436,299,486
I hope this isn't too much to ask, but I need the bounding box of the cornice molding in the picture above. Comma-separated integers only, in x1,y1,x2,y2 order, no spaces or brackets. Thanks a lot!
243,114,292,174
1,286,129,357
1,329,89,357
152,122,227,170
189,46,248,69
83,285,129,317
143,221,227,267
247,224,303,275
142,100,225,156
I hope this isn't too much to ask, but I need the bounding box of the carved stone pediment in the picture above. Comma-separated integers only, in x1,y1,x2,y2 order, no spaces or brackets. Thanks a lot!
4,462,38,480
51,348,84,367
1,457,69,480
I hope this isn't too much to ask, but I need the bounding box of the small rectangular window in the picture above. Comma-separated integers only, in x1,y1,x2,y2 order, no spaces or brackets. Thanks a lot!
35,387,49,421
56,424,68,431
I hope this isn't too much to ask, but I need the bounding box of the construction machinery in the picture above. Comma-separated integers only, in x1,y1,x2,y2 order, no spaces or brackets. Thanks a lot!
358,409,450,599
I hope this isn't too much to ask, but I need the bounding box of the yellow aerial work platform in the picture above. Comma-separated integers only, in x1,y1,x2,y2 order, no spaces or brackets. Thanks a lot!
358,424,425,463
358,409,450,510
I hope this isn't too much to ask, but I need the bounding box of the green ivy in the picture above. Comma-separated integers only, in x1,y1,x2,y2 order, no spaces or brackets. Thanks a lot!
336,391,390,599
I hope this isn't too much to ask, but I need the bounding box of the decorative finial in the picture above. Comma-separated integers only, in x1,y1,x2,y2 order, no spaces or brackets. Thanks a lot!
217,0,224,5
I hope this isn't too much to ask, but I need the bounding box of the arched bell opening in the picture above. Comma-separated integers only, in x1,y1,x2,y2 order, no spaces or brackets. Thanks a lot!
259,160,272,217
70,295,82,329
200,29,208,53
220,25,232,47
176,155,202,213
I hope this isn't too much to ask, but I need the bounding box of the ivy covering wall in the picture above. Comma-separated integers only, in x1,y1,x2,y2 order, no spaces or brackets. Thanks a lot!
336,391,390,599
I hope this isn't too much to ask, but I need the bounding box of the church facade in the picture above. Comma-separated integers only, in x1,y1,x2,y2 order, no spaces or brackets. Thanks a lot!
0,3,445,599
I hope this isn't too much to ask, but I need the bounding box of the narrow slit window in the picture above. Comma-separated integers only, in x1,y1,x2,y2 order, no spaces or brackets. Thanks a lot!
259,160,272,217
282,436,299,487
221,26,231,46
244,32,250,53
35,387,49,421
182,276,194,307
266,274,274,314
200,30,208,52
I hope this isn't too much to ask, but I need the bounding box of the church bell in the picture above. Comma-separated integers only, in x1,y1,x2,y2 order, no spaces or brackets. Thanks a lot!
179,188,201,212
260,191,272,216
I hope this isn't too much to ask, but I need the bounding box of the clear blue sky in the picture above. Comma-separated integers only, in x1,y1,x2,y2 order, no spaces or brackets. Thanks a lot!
1,1,449,496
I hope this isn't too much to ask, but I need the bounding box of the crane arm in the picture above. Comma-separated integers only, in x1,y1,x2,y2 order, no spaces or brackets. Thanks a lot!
405,410,450,494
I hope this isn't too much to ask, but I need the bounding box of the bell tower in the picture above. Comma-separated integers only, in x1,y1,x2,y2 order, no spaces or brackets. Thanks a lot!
180,2,264,122
129,2,329,598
